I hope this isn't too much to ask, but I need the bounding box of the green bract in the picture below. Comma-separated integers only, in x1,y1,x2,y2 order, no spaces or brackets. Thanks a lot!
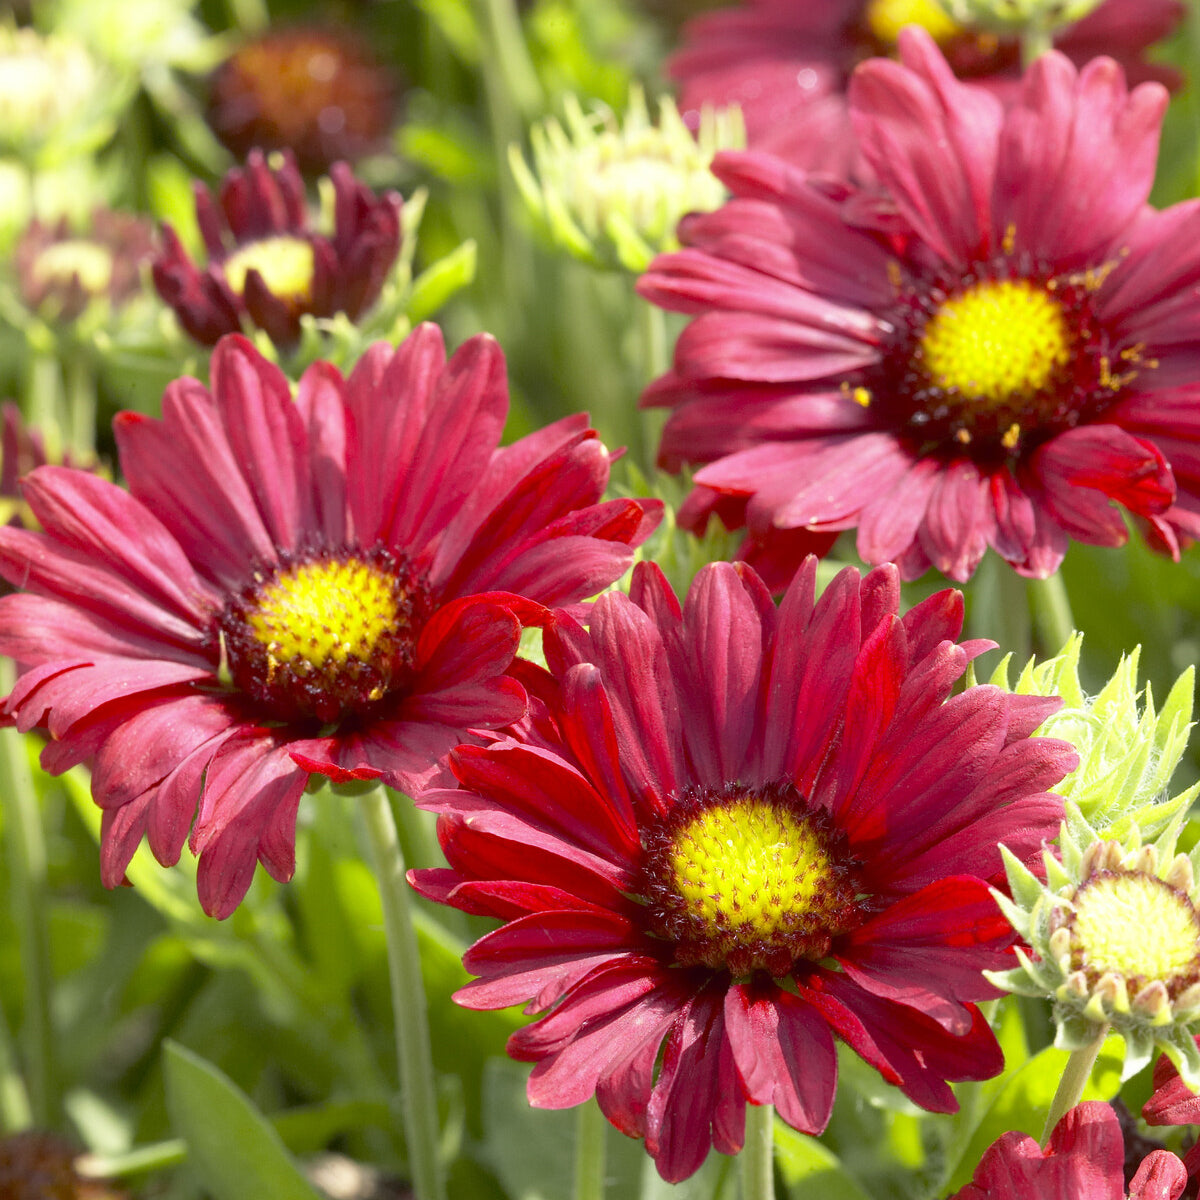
509,86,742,273
990,809,1200,1086
985,634,1198,841
940,0,1105,36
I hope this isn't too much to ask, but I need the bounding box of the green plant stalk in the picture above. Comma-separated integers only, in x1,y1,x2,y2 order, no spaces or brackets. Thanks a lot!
360,786,446,1200
1041,1024,1109,1144
574,1098,607,1200
967,553,1031,660
0,988,32,1134
65,352,97,459
0,721,55,1127
1027,571,1075,656
741,1103,775,1200
1021,23,1055,66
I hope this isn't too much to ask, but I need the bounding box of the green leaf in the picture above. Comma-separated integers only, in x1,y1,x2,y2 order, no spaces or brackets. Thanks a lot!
162,1040,325,1200
407,241,477,325
774,1122,873,1200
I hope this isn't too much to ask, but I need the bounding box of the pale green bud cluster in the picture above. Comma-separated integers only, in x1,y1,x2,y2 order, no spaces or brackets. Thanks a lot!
990,810,1200,1086
940,0,1105,36
985,634,1198,841
510,86,743,273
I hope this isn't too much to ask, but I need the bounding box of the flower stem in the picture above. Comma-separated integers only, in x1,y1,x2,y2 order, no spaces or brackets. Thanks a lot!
65,353,97,460
741,1103,775,1200
1020,23,1055,66
1041,1023,1108,1144
1027,571,1075,656
0,720,54,1127
574,1098,607,1200
359,786,445,1200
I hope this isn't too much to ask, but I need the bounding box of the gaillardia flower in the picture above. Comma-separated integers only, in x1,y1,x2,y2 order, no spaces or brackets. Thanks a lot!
948,1101,1187,1200
206,26,396,176
990,811,1200,1083
0,327,660,918
1144,1038,1200,1184
668,0,1181,172
640,32,1200,582
15,209,155,325
411,557,1076,1180
152,150,401,348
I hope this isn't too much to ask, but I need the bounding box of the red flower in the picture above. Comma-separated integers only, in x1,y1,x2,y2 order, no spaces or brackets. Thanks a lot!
0,327,660,917
1144,1043,1200,1185
640,32,1200,582
410,557,1076,1180
950,1102,1187,1200
152,150,400,348
669,0,1182,174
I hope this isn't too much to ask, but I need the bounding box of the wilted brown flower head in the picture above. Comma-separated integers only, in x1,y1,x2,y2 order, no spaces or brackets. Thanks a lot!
0,1131,126,1200
206,25,396,176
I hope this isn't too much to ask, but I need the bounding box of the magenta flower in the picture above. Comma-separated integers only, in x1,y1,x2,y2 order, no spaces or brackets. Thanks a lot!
950,1102,1187,1200
0,327,660,917
641,32,1200,582
1144,1042,1200,1184
411,557,1076,1180
669,0,1182,173
152,150,401,348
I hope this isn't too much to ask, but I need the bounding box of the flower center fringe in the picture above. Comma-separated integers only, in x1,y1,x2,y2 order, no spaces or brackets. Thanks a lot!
218,545,433,726
1069,870,1200,988
919,279,1073,406
222,235,316,304
864,0,960,45
31,239,114,295
639,780,866,977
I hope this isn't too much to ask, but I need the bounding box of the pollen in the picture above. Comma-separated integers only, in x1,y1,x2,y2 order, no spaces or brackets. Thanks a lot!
222,235,316,304
919,278,1074,406
1070,871,1200,987
639,781,866,978
864,0,960,45
219,546,432,726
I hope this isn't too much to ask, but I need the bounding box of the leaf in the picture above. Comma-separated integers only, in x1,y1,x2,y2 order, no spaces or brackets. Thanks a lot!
774,1122,873,1200
162,1040,325,1200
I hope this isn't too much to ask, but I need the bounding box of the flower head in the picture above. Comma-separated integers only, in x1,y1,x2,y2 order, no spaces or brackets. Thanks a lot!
668,0,1182,172
411,557,1076,1180
152,150,401,349
15,209,156,326
1144,1037,1200,1188
0,1130,128,1200
641,32,1200,582
510,87,742,273
986,635,1198,841
206,26,396,176
0,327,660,917
990,812,1200,1084
948,1101,1187,1200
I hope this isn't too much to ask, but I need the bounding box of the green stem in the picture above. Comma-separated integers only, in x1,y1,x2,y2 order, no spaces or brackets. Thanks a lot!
741,1103,775,1200
967,553,1031,661
0,720,55,1127
636,298,669,469
574,1098,607,1200
65,354,97,460
0,988,32,1134
1041,1024,1108,1144
1020,23,1055,66
478,0,543,120
360,787,445,1200
26,351,62,448
1027,571,1075,656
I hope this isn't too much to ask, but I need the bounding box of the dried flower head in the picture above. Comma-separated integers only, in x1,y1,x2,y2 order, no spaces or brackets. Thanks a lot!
510,86,742,273
206,26,396,176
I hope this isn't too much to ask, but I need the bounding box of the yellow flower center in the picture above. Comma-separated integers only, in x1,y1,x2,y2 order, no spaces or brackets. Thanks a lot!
864,0,961,45
222,235,315,305
919,278,1074,406
249,557,398,671
32,239,114,295
1071,871,1200,985
641,783,865,977
220,548,431,726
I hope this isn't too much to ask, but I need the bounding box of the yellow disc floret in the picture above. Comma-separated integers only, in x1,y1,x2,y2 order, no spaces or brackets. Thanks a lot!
220,547,430,726
641,783,865,977
919,278,1073,405
32,239,114,294
222,235,316,304
249,557,398,671
865,0,961,45
1071,871,1200,985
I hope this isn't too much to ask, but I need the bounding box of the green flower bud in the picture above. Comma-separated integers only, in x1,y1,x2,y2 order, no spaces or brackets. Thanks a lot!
939,0,1104,37
985,634,1198,841
509,86,743,273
